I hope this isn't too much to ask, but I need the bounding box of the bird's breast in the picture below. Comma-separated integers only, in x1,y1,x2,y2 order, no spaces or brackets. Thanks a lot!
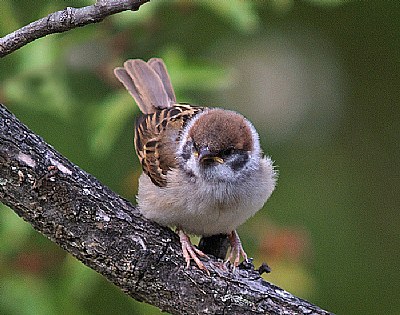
137,156,275,236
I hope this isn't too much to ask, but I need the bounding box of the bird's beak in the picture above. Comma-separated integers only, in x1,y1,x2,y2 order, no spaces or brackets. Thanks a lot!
198,147,224,164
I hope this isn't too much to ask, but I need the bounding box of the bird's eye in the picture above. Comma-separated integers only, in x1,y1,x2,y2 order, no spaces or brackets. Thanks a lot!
192,142,199,157
221,147,235,156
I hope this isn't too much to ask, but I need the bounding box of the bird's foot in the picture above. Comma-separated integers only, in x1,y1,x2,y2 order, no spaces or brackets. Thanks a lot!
226,230,248,269
177,229,210,275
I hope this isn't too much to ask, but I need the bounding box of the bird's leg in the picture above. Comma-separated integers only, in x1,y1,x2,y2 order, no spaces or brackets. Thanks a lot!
226,230,248,268
177,229,209,274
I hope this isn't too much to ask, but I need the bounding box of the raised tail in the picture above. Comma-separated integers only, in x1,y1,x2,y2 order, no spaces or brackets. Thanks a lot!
114,58,176,114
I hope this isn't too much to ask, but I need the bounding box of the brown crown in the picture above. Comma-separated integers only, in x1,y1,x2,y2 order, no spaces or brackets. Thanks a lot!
188,109,254,152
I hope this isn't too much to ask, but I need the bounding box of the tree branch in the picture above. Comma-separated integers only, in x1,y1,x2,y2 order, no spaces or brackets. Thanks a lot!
0,103,332,314
0,0,149,58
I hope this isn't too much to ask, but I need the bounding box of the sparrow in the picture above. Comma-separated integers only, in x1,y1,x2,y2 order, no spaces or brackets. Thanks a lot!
114,58,276,273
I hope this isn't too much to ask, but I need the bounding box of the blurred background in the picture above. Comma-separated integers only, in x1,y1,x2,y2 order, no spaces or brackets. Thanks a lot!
1,1,399,314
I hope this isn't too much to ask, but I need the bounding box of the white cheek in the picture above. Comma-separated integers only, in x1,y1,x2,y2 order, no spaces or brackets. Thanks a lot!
186,155,201,176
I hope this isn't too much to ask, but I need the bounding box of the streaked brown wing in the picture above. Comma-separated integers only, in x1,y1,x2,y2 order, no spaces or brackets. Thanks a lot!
134,104,204,187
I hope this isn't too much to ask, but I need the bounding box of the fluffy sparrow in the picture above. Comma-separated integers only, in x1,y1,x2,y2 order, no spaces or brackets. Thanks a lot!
114,58,276,272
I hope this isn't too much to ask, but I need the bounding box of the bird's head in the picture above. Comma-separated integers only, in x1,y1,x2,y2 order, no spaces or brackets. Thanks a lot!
178,109,262,182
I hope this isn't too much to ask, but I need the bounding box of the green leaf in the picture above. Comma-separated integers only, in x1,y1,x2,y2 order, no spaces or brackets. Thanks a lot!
161,48,235,92
3,36,74,119
0,1,21,34
0,205,33,255
305,0,348,6
89,92,136,156
200,0,261,33
0,275,57,315
111,0,158,27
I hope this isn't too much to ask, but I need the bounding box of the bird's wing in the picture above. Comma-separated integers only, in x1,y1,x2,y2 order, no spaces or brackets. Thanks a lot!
134,104,204,187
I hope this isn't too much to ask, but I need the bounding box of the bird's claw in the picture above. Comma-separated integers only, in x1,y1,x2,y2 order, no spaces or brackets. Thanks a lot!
225,230,248,270
178,229,210,275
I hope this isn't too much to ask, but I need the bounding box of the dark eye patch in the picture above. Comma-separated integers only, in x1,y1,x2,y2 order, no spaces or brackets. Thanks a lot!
228,152,249,171
220,147,235,157
181,140,193,161
192,141,199,152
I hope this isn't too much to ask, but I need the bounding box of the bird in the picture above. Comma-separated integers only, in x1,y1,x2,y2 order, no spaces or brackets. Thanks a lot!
114,58,277,273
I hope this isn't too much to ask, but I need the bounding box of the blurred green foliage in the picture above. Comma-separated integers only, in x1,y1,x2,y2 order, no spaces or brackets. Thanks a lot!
1,1,399,314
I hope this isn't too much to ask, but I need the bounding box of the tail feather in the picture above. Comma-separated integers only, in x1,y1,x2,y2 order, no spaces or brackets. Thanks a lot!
148,58,176,104
114,59,176,114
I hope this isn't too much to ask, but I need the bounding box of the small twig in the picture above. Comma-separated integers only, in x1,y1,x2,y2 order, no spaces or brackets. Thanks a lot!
0,0,149,57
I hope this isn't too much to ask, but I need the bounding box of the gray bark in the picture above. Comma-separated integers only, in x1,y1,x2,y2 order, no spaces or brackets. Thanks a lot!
0,104,333,314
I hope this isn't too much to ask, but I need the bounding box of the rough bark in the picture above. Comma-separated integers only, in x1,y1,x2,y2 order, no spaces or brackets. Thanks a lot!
0,0,149,57
0,104,333,315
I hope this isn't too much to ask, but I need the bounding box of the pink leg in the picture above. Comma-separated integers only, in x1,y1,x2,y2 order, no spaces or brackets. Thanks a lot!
177,229,209,274
226,230,248,268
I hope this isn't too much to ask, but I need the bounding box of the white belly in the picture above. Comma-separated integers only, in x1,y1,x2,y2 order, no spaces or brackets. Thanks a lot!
137,157,276,236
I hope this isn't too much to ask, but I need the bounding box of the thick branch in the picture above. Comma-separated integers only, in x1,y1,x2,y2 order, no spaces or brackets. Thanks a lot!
0,103,332,314
0,0,149,57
